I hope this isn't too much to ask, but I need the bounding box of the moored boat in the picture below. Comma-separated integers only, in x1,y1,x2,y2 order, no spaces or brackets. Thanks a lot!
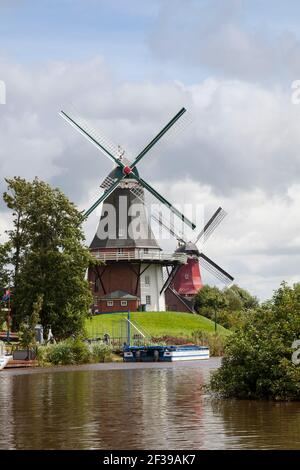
0,341,12,370
123,344,209,362
0,354,12,370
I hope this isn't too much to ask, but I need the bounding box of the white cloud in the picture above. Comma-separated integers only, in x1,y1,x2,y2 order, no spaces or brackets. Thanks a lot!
149,0,300,82
0,56,300,299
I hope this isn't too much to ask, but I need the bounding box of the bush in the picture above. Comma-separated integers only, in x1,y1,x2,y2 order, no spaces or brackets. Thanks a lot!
71,338,91,364
209,282,300,401
46,340,76,365
191,330,227,356
37,338,112,365
90,342,112,362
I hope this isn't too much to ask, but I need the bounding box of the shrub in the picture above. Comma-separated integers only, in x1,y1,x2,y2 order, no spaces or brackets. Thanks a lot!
192,330,226,356
71,338,91,364
90,342,112,362
209,282,300,400
37,338,113,365
46,340,76,365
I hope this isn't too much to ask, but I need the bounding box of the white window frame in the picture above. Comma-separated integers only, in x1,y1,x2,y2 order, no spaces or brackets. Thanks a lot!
184,273,189,280
106,301,114,307
146,295,151,305
120,300,128,307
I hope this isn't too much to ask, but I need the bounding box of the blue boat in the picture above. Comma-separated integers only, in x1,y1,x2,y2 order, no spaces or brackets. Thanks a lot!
123,344,210,362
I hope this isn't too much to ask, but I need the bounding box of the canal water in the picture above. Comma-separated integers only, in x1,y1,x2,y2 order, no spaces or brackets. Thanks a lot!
0,358,300,449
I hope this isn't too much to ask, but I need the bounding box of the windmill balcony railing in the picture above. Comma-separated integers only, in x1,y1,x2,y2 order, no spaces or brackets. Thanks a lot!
93,250,187,264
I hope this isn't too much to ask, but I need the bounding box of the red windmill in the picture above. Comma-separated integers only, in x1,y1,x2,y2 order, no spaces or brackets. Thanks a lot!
153,207,234,312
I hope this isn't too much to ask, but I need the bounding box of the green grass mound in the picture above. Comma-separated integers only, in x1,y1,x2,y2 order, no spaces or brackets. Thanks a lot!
85,311,228,340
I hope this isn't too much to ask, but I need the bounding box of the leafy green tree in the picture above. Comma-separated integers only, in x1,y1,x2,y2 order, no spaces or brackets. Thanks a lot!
224,284,258,310
0,240,11,328
4,177,95,338
0,240,11,288
195,284,259,330
19,294,43,348
194,285,228,332
210,282,300,400
3,177,33,286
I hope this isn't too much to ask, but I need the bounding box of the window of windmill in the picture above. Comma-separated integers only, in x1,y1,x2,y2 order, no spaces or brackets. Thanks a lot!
146,295,151,305
184,273,189,280
145,275,150,286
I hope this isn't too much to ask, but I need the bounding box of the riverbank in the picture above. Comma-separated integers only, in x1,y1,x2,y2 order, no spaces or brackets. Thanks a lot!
0,357,221,376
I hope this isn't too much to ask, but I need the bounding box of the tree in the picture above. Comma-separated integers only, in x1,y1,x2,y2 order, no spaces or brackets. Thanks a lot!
0,240,10,289
19,294,43,349
224,284,258,311
195,284,259,330
3,177,32,287
3,177,95,338
209,282,300,400
194,285,228,332
0,240,11,328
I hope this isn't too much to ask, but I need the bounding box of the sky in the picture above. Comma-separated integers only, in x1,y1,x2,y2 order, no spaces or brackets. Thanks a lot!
1,0,300,299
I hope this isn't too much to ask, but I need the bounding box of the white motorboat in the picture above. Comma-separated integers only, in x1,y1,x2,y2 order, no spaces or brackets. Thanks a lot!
0,354,12,370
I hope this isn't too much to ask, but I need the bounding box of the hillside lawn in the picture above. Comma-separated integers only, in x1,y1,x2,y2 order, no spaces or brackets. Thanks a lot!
85,311,228,339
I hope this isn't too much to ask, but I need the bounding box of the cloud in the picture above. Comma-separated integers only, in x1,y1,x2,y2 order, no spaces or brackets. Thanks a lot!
149,0,300,83
0,56,300,299
155,179,300,299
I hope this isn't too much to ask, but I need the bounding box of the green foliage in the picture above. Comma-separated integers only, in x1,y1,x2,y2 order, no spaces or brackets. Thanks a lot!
226,284,259,310
46,341,75,365
37,338,112,365
0,240,11,327
3,177,95,337
191,330,227,356
209,282,300,400
194,285,228,332
216,309,253,330
19,294,43,348
194,285,228,316
195,284,258,330
0,240,11,288
89,342,112,362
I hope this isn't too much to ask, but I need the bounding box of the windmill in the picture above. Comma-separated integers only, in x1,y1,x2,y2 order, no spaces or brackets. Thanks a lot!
60,107,195,228
60,107,195,312
152,207,234,313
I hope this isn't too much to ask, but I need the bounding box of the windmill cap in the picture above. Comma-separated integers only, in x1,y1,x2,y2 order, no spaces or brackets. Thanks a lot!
175,241,200,255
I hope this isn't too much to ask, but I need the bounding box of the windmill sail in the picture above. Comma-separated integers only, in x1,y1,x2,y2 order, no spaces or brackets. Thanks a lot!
199,253,233,285
151,212,185,243
60,107,196,228
194,207,227,244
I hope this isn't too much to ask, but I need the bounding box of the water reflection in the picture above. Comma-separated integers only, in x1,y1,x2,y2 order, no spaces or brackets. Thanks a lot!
0,361,299,449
